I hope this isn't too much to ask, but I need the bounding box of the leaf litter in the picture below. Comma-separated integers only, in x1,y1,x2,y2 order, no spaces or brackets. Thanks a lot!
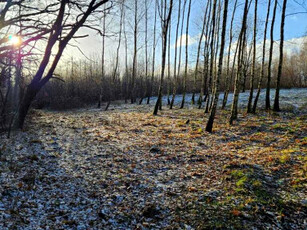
0,103,306,229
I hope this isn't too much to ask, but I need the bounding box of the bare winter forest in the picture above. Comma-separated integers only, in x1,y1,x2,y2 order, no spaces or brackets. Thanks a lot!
0,0,307,229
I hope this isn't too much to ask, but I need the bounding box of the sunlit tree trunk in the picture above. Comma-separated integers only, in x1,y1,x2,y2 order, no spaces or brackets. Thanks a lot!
170,0,182,109
147,0,158,104
167,18,171,105
153,0,173,115
170,0,187,109
211,0,221,108
266,0,278,110
98,7,106,108
180,0,192,109
205,0,217,113
253,0,271,113
274,0,287,111
221,0,238,109
229,0,250,125
198,0,212,109
247,0,258,113
206,0,228,132
192,1,208,105
242,42,253,94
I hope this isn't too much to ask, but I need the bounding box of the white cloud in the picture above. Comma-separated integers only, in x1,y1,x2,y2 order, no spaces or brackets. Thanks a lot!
225,36,307,63
172,34,197,48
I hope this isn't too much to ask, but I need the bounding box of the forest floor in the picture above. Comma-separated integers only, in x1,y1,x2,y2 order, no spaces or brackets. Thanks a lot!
0,95,306,229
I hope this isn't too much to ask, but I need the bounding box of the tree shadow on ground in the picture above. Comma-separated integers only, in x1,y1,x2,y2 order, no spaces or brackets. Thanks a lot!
182,163,306,229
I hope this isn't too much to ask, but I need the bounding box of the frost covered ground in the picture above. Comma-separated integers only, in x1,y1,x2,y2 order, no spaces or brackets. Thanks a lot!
0,88,306,229
157,88,307,113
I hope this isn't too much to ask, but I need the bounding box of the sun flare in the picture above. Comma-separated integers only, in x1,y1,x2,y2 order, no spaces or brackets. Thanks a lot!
8,35,22,46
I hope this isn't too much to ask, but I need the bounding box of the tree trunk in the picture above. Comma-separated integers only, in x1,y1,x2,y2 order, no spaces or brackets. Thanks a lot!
206,0,228,133
266,0,278,110
221,0,238,109
247,0,258,113
211,0,221,108
15,0,110,129
229,0,250,125
16,85,38,129
131,0,138,104
147,0,157,105
170,0,182,109
180,0,192,109
139,0,149,105
205,0,218,114
273,0,287,112
252,0,271,113
124,7,129,104
153,0,173,115
198,0,211,109
167,18,171,105
170,0,186,109
98,7,106,108
192,1,208,105
105,1,124,111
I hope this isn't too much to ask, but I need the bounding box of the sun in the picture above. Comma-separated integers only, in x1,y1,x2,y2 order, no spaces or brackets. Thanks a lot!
8,35,22,46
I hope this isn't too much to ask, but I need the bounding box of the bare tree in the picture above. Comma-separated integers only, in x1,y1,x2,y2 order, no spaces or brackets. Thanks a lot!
229,0,250,125
170,0,186,109
153,0,173,115
139,0,150,105
274,0,288,111
253,0,271,113
98,5,107,108
169,0,181,109
15,0,112,128
192,0,209,105
105,1,125,111
147,0,158,104
221,0,238,109
131,0,138,104
206,0,229,132
198,0,212,109
167,16,172,105
247,0,258,113
123,5,129,103
205,0,218,114
266,0,278,110
180,0,192,109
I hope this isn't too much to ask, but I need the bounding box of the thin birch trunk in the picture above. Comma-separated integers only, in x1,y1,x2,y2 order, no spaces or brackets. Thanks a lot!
229,0,250,125
192,1,208,105
252,0,271,113
147,0,158,104
266,0,278,110
153,0,173,115
247,0,258,113
170,0,182,109
206,0,229,132
273,0,287,111
180,0,192,109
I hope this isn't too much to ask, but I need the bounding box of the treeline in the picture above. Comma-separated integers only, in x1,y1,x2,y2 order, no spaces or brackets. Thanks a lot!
33,42,307,110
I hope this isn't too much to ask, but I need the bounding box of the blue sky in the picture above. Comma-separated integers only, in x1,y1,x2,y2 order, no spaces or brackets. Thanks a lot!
64,0,307,70
187,0,307,42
